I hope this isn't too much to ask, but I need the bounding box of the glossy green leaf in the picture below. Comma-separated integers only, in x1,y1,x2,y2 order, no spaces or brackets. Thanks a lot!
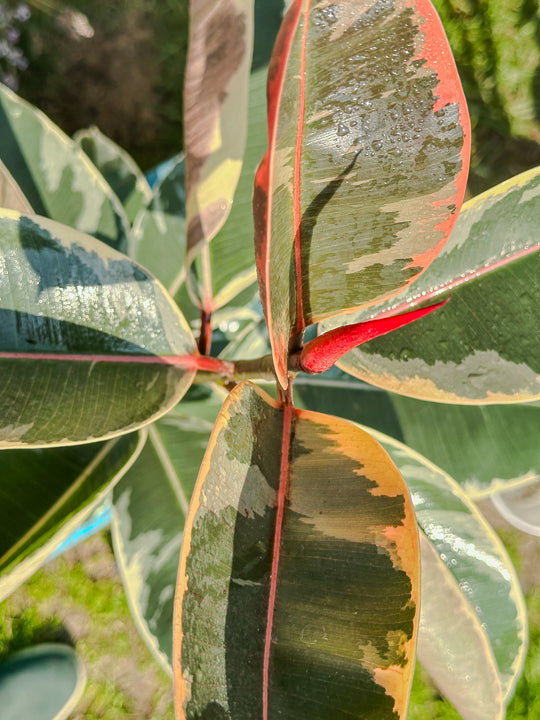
185,0,255,311
111,386,226,673
131,154,187,295
0,432,143,601
368,428,528,710
416,532,503,720
326,167,540,402
294,369,540,497
74,126,153,225
0,158,33,213
0,211,197,447
254,0,470,387
186,0,286,311
391,396,540,498
174,382,419,720
0,84,130,252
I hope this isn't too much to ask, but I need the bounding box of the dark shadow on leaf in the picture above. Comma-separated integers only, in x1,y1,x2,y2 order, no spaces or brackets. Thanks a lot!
0,307,151,355
0,101,46,215
199,702,230,720
17,215,146,294
289,153,360,331
252,0,284,72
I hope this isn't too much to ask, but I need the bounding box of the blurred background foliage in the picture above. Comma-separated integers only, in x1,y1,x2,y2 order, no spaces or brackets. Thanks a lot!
2,0,540,192
9,0,189,170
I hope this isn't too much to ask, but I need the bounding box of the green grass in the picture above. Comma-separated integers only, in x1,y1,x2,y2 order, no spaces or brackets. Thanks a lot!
0,532,174,720
504,529,540,720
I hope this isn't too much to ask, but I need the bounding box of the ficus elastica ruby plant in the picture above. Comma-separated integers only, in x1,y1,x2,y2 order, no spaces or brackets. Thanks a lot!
0,1,538,719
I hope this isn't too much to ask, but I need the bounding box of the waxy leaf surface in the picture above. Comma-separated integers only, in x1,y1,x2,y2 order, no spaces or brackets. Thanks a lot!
0,432,142,601
254,0,470,386
111,387,225,673
186,0,286,311
0,212,196,447
174,381,419,720
391,397,540,498
185,0,255,310
416,533,503,720
294,368,540,497
0,85,130,252
325,167,540,402
370,428,528,709
74,126,153,225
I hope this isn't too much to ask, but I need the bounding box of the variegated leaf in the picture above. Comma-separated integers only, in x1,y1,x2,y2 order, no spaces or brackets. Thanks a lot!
74,126,153,225
416,532,503,720
0,211,196,447
254,0,470,387
0,84,130,252
111,387,226,673
369,428,528,713
132,155,187,295
294,368,540,498
391,395,540,498
0,432,143,601
174,381,419,720
325,167,540,402
186,0,288,312
185,0,255,310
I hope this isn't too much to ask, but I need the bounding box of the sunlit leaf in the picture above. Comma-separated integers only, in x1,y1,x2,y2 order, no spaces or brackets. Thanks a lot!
111,387,225,673
254,0,470,387
185,0,255,310
186,0,286,311
417,533,503,720
0,432,143,601
74,126,153,225
0,211,196,446
174,382,419,720
0,84,130,252
294,368,540,497
369,428,528,709
326,167,540,402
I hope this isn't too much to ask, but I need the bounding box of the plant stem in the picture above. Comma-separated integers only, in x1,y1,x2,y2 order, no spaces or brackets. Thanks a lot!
197,309,213,355
193,353,277,385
